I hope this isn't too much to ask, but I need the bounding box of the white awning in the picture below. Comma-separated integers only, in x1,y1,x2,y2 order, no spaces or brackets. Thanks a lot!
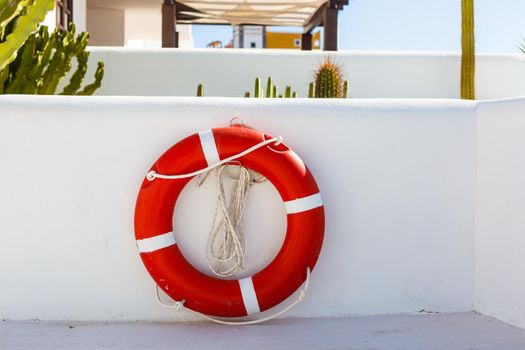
176,0,327,26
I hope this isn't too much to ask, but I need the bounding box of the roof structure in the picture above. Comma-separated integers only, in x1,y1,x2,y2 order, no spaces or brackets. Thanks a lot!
165,0,348,50
174,0,327,27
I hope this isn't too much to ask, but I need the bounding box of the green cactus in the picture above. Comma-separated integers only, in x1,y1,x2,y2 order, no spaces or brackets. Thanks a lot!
0,0,54,71
308,82,315,98
241,77,299,98
1,19,104,95
196,83,204,97
461,0,475,100
284,85,291,98
265,77,273,98
312,58,348,98
77,62,104,95
343,80,349,98
254,77,262,97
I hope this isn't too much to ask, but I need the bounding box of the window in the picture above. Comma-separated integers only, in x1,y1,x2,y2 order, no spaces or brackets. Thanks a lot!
250,42,256,48
56,0,73,31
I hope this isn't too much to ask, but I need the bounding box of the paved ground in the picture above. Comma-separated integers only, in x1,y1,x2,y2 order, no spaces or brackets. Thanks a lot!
2,312,525,349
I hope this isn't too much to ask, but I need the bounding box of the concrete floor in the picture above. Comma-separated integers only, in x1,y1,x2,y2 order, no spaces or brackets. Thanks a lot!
2,312,525,350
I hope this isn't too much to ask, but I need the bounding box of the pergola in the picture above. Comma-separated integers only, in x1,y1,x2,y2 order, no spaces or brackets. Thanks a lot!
161,0,348,50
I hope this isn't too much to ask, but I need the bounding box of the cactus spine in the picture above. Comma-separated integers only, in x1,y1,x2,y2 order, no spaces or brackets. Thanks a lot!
461,0,475,100
1,21,104,95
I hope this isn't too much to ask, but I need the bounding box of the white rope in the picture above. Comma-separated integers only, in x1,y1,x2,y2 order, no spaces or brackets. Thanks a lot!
202,164,265,277
155,267,311,326
146,136,282,181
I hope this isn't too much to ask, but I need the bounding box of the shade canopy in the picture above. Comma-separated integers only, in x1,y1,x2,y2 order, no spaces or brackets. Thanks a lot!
175,0,328,26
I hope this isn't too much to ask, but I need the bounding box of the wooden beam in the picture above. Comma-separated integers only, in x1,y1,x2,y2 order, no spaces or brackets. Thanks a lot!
162,0,177,48
301,32,312,50
303,3,326,34
323,5,338,51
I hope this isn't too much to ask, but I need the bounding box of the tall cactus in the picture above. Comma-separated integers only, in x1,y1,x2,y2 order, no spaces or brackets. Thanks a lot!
312,58,348,98
1,18,104,95
461,0,475,100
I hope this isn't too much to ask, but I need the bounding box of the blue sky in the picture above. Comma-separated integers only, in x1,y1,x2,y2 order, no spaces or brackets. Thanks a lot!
192,0,524,53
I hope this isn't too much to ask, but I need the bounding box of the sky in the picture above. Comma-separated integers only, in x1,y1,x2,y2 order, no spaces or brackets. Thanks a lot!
192,0,524,53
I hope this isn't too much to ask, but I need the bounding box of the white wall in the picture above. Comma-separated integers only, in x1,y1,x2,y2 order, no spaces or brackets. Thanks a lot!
475,97,525,329
0,96,476,321
123,8,193,49
85,48,525,100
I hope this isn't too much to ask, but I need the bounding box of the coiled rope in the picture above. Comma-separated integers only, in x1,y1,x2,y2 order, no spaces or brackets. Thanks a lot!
200,164,265,277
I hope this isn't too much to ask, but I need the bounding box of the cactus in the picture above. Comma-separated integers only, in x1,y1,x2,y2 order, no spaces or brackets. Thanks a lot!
343,80,349,98
254,77,262,97
77,62,104,95
308,82,315,98
1,20,104,95
196,83,204,97
0,0,54,71
284,85,291,98
265,77,274,98
312,58,348,98
461,0,475,100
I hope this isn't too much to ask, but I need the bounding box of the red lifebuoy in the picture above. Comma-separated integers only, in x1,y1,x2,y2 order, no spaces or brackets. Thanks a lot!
134,126,324,318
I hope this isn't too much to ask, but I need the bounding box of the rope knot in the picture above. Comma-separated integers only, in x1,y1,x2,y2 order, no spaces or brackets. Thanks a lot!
146,170,157,181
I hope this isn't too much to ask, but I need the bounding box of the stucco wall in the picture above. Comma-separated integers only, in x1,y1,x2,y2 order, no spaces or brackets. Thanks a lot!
0,96,477,321
475,97,525,329
85,48,525,100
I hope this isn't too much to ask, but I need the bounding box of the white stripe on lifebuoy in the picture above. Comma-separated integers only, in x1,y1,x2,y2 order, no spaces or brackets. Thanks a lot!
198,130,221,166
137,231,176,253
238,276,261,315
284,193,323,214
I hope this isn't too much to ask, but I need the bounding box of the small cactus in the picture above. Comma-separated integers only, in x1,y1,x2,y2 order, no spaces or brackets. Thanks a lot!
266,77,274,98
196,83,204,96
285,85,291,98
254,77,262,97
312,58,348,98
343,80,349,98
241,77,300,98
308,82,315,98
